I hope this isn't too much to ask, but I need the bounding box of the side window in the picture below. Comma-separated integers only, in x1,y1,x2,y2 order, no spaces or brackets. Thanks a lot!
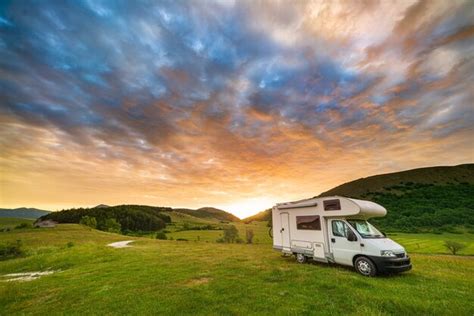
296,215,321,230
324,199,341,211
332,220,347,237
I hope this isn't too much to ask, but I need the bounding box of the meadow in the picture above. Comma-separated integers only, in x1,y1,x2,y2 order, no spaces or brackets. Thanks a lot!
1,222,473,315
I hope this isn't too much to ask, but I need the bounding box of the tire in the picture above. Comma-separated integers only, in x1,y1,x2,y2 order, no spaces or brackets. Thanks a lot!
296,253,307,264
354,256,377,277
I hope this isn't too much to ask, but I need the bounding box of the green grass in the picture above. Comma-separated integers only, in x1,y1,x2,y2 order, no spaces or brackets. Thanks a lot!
1,224,473,315
0,218,34,229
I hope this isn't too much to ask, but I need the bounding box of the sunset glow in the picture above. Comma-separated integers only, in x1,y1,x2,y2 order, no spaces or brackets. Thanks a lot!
0,1,473,218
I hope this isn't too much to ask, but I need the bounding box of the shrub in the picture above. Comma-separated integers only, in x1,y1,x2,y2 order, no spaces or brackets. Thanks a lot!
235,238,244,244
216,238,225,243
0,240,25,260
15,222,32,229
66,242,74,248
444,241,466,255
80,216,97,229
245,228,254,244
223,225,239,243
176,238,188,241
156,231,167,240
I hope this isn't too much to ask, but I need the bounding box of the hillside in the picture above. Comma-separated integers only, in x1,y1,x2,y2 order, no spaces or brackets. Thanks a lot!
40,205,172,232
319,164,474,197
0,207,50,219
39,204,238,233
319,164,474,232
170,207,240,222
243,208,271,223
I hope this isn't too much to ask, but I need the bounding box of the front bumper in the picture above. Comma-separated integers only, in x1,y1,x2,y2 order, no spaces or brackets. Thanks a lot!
368,255,412,274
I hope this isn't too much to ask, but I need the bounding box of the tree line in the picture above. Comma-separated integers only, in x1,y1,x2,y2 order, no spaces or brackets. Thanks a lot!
39,205,172,233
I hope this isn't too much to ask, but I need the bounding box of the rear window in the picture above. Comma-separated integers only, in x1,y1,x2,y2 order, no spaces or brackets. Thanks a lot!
324,199,341,211
296,215,321,230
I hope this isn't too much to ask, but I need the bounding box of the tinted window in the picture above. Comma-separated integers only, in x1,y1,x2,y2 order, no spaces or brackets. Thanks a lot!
332,220,348,237
296,215,321,230
324,199,341,211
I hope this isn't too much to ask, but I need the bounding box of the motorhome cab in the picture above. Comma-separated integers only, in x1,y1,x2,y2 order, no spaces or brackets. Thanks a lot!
272,196,412,276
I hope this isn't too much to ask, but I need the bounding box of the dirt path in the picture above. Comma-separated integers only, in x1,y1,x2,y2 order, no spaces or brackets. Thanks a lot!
107,240,134,248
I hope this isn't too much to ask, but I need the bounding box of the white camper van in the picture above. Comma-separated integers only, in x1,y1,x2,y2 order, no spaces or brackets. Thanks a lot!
272,196,411,276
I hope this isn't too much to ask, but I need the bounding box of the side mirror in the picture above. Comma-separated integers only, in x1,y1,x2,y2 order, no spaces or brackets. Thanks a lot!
382,232,386,237
347,230,358,242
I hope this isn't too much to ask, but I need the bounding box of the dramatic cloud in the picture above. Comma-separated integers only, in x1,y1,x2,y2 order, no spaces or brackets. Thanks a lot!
1,0,473,217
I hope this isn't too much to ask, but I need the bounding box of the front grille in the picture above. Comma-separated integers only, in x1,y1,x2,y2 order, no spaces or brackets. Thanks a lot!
395,252,405,258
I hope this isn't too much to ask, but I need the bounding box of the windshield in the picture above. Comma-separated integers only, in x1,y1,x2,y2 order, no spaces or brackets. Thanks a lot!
347,220,385,238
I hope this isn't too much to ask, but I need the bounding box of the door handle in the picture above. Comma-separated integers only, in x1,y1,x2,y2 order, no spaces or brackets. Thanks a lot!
280,228,284,233
331,238,335,243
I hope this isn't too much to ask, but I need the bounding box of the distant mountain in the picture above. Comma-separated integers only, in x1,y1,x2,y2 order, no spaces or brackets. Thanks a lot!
172,207,240,222
318,164,474,232
94,204,110,208
0,207,51,219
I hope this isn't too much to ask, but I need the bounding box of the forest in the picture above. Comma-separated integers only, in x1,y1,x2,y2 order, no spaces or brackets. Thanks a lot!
39,205,172,233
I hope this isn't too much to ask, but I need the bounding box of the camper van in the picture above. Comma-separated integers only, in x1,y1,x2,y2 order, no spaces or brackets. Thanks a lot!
272,196,411,276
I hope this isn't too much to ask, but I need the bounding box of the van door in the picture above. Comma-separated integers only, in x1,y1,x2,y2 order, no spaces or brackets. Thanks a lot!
280,213,291,251
328,219,361,266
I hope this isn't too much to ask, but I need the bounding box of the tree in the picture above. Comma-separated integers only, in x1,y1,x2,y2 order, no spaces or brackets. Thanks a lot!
79,216,97,229
444,241,466,255
104,218,121,233
156,231,167,240
245,228,254,244
223,225,239,243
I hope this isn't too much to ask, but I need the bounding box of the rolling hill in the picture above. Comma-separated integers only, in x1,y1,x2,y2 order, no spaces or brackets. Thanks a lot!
172,207,240,222
0,208,50,219
38,204,239,233
319,164,474,197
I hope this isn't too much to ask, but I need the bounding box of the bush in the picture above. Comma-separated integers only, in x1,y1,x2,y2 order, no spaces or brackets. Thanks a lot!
66,242,74,248
235,238,244,244
104,218,121,233
223,225,239,243
444,241,466,255
15,222,32,229
0,240,25,260
176,238,188,241
156,231,167,240
245,228,254,244
79,216,97,229
216,238,225,243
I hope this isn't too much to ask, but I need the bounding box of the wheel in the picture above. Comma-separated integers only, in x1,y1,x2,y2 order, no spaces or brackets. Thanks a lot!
296,253,307,264
354,257,377,277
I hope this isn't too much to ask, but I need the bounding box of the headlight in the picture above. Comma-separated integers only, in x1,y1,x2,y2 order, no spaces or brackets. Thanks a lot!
380,250,396,257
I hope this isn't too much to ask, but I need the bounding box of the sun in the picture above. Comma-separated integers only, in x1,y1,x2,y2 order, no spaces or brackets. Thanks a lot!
217,197,275,219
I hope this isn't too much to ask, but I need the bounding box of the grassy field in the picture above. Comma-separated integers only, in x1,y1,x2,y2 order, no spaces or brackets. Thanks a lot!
1,223,474,315
0,218,34,229
168,221,474,255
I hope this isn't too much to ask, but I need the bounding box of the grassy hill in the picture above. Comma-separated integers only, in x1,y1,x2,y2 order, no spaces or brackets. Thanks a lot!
0,208,50,219
170,207,240,222
319,164,474,197
0,222,473,314
243,208,271,223
38,204,238,235
317,164,474,232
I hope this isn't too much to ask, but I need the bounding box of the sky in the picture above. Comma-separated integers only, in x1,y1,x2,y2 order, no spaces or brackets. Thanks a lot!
0,0,473,218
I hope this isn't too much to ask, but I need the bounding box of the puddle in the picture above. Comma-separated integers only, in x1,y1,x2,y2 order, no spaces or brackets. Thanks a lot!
107,240,134,248
1,271,57,282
